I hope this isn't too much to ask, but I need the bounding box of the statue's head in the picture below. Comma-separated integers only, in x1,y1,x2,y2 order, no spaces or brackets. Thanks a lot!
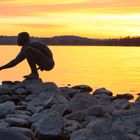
17,32,30,46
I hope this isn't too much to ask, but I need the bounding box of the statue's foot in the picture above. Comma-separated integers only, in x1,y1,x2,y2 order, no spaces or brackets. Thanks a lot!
23,73,39,79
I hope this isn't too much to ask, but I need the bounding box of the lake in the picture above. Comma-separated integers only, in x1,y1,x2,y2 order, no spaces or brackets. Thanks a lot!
0,45,140,97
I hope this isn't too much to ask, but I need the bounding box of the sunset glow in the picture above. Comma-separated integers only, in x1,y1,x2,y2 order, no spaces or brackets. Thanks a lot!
0,0,139,38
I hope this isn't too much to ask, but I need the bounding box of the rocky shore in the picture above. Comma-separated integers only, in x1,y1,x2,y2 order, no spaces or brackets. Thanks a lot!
0,78,140,140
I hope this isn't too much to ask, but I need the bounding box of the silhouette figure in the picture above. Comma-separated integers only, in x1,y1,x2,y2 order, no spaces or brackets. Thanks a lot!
0,32,55,79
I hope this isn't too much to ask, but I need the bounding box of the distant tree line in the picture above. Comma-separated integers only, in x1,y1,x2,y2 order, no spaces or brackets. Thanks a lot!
0,35,139,46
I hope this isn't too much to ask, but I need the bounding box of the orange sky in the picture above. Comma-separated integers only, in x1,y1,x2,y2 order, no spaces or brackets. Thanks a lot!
0,0,139,38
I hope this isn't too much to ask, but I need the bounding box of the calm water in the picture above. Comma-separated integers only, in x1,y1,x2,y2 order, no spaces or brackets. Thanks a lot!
0,45,140,97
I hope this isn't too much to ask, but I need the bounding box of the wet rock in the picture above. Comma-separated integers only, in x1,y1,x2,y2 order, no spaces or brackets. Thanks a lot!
4,117,29,127
0,129,30,140
71,85,93,92
93,88,113,96
0,101,15,118
70,129,98,140
6,127,35,140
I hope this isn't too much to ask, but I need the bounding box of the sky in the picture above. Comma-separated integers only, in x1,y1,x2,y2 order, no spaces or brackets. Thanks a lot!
0,0,139,38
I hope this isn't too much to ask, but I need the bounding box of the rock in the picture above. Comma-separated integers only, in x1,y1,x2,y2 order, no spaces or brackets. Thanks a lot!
0,120,9,128
69,93,98,112
86,118,112,135
112,109,140,117
29,109,60,124
4,117,29,127
18,101,28,106
115,93,134,100
0,129,30,140
136,127,140,136
16,110,32,116
86,105,104,117
93,88,113,96
14,88,29,95
0,86,9,95
2,81,14,85
59,87,81,99
1,95,20,104
27,91,68,113
0,101,15,118
65,105,104,122
32,113,66,140
71,85,93,92
113,99,130,110
130,102,140,110
64,120,80,134
16,105,26,110
6,114,30,121
65,110,86,122
70,129,98,140
51,103,71,116
22,79,58,94
6,127,35,140
122,134,140,140
95,94,114,103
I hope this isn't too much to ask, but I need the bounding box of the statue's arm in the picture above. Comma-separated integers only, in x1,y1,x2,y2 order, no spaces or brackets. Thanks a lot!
0,49,25,70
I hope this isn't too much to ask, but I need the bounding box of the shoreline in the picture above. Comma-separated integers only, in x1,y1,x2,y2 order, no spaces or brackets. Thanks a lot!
0,78,140,140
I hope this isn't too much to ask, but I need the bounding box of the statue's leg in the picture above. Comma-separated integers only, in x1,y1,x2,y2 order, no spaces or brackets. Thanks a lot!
24,47,53,78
